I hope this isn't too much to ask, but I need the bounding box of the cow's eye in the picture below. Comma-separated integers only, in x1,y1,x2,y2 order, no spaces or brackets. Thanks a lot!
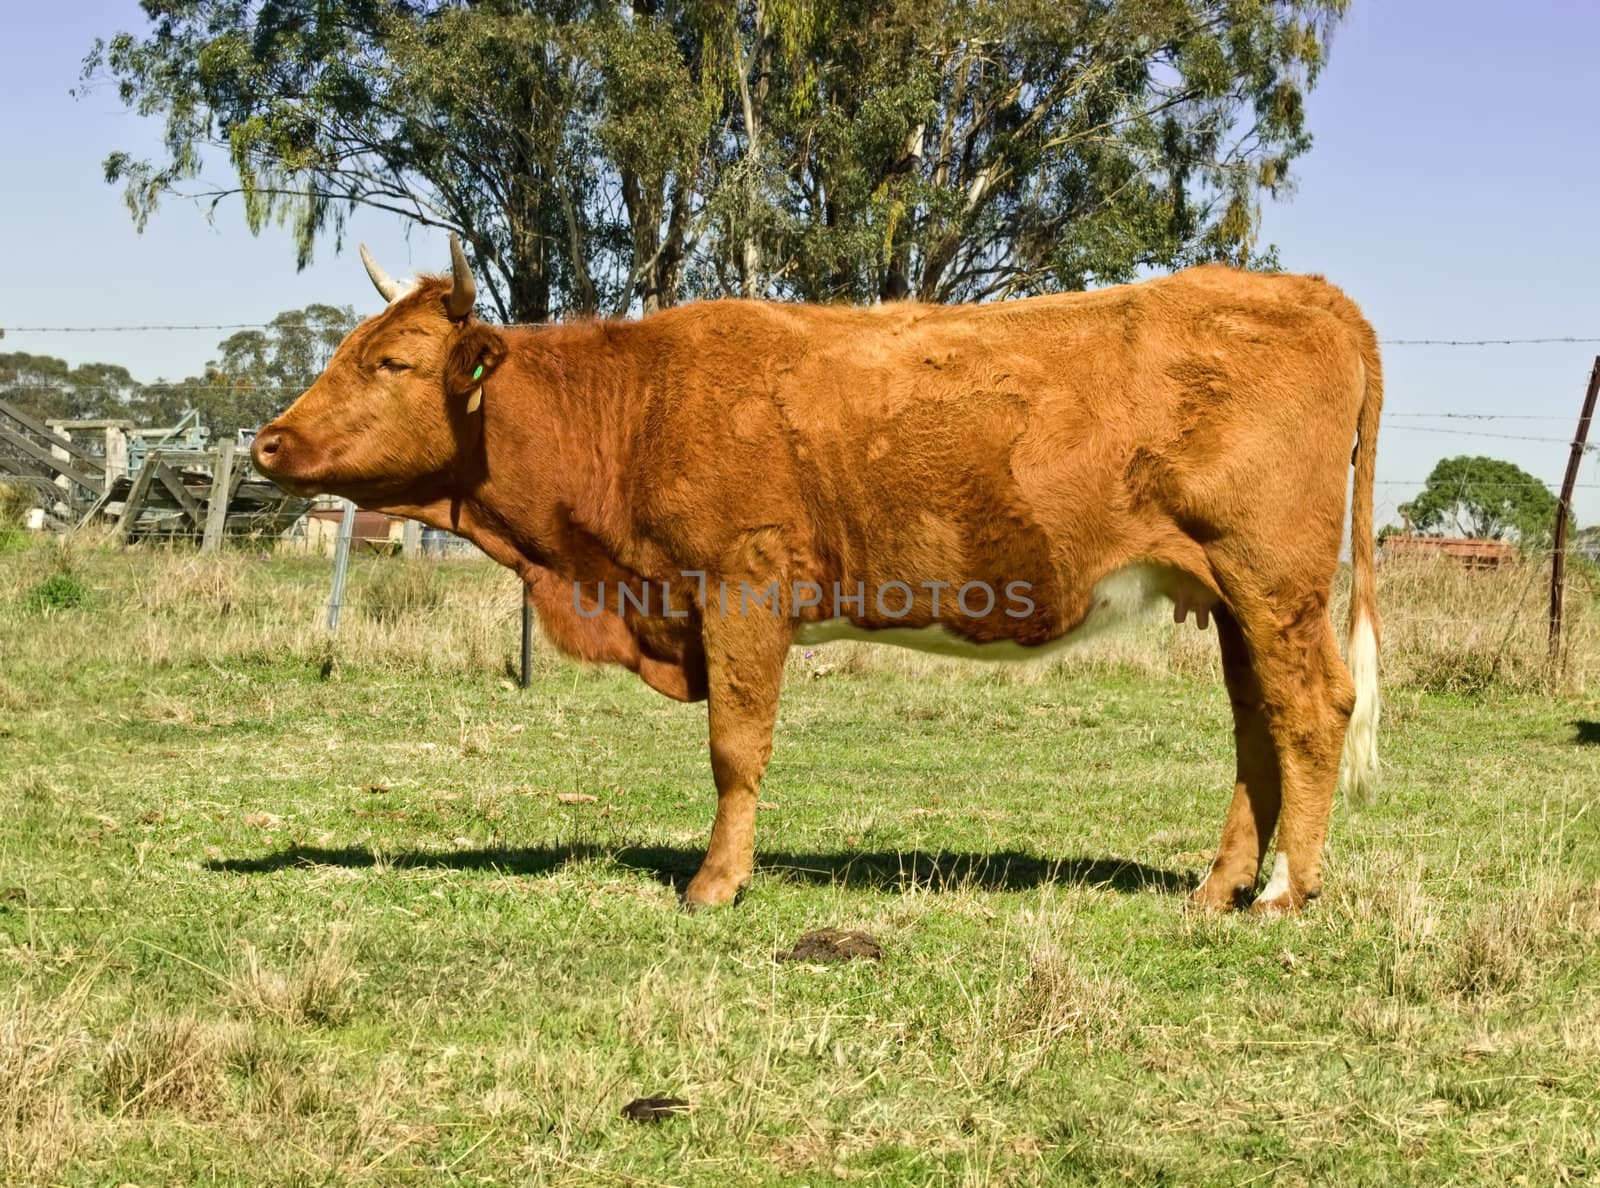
378,359,412,373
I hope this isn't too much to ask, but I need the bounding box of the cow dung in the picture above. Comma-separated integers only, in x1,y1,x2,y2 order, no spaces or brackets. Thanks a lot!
774,928,884,964
621,1096,690,1123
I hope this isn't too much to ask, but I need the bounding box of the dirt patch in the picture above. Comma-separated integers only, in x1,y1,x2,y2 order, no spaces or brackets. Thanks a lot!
774,929,884,964
621,1095,689,1122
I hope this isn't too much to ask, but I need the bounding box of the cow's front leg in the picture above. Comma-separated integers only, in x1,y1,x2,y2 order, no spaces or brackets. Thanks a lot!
683,599,790,910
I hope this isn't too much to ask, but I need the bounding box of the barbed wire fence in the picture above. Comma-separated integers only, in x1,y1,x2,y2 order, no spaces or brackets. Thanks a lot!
3,319,1598,683
9,323,1597,516
6,326,1600,524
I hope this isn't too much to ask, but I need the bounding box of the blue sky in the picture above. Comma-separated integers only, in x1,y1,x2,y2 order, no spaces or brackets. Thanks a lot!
2,1,1597,524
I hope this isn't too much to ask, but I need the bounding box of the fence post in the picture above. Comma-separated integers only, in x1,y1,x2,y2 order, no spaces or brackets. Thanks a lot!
1549,355,1600,667
49,426,71,500
521,596,533,689
103,425,128,487
402,518,422,559
116,450,161,541
201,440,236,552
326,499,357,631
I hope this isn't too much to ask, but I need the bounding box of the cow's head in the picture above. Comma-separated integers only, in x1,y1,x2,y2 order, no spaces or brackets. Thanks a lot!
252,234,506,502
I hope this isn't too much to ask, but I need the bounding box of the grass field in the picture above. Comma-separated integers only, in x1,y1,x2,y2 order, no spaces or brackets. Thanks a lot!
3,538,1599,1185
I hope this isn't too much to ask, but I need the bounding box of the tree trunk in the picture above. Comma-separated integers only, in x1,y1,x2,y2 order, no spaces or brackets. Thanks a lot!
735,5,769,299
505,168,552,325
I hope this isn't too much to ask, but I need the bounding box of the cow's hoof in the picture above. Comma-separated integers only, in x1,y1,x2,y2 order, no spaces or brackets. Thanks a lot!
681,872,749,912
1246,853,1318,915
1249,894,1299,916
1190,868,1256,912
1190,879,1254,913
1249,885,1319,916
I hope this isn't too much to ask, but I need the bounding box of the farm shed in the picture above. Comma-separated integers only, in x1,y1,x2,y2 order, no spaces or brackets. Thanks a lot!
302,505,408,555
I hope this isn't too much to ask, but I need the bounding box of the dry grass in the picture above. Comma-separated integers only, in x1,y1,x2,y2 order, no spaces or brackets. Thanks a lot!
94,1014,246,1117
1329,853,1600,1009
1377,555,1600,693
359,559,447,623
128,550,250,617
1446,878,1600,999
0,540,524,677
0,480,33,524
940,895,1137,1091
1002,951,1132,1043
1,990,89,1182
1,535,1594,695
814,554,1600,694
229,931,358,1027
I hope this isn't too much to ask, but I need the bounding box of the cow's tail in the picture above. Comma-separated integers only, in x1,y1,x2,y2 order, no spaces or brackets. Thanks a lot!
1339,338,1383,804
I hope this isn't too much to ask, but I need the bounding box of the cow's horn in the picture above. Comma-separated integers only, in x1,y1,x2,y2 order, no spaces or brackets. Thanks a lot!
446,233,477,320
359,244,402,303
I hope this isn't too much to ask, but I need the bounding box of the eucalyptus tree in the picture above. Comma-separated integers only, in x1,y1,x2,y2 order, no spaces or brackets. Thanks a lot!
88,0,1347,318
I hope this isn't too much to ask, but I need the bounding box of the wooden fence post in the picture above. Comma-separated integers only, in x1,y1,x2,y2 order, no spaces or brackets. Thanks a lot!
50,426,72,500
201,441,237,552
402,518,422,559
104,425,129,487
1549,355,1600,667
116,451,161,541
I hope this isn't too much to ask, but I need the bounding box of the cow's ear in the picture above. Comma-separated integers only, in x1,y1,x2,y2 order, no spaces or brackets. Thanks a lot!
445,323,509,402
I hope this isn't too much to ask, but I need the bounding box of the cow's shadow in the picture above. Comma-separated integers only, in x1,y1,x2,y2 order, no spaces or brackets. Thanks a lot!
206,843,1192,896
1573,720,1600,746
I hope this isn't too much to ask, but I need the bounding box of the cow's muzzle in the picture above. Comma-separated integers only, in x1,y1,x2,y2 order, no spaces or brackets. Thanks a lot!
251,424,323,495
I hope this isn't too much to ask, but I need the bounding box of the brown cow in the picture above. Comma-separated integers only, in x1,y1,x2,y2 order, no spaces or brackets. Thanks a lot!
254,235,1381,914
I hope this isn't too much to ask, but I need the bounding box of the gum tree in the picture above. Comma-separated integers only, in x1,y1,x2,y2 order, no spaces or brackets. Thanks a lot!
1401,455,1564,549
87,0,1348,319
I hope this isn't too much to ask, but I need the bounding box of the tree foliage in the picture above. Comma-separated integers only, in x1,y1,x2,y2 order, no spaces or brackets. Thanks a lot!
0,353,145,423
183,303,357,436
0,304,355,438
1401,456,1564,549
87,0,1348,322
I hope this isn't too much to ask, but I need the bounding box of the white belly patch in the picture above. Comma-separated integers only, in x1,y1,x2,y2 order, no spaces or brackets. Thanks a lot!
792,563,1182,661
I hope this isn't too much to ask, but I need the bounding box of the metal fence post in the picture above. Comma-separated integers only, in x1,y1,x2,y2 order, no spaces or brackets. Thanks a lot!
326,499,357,631
521,595,533,688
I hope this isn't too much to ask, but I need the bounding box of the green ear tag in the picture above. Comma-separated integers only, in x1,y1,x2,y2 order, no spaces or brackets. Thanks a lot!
472,364,484,381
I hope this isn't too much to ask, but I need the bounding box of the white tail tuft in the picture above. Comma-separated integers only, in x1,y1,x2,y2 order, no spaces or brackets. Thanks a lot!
1339,612,1380,804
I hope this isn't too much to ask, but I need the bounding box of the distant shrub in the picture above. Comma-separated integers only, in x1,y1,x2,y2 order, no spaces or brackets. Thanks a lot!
0,524,27,554
21,546,92,613
23,572,91,613
0,483,33,552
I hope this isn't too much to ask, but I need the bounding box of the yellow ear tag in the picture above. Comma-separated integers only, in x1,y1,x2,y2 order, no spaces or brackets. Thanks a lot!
467,362,485,413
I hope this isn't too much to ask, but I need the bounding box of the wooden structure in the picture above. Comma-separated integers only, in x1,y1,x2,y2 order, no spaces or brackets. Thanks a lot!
0,399,108,528
1381,534,1516,569
1,399,307,545
96,443,308,545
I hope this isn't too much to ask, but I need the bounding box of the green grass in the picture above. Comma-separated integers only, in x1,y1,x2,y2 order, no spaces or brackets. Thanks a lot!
2,540,1599,1185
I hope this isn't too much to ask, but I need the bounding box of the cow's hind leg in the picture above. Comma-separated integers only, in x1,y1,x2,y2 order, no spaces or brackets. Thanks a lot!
1231,592,1356,912
1192,607,1282,910
683,604,789,911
